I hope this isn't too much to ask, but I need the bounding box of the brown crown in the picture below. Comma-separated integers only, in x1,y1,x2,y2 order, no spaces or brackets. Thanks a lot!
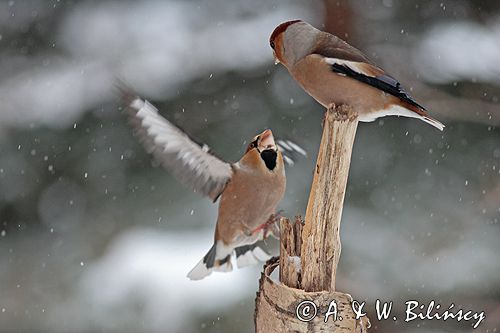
269,20,302,44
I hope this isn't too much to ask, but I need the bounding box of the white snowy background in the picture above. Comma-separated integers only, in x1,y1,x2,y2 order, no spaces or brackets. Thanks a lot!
0,1,498,332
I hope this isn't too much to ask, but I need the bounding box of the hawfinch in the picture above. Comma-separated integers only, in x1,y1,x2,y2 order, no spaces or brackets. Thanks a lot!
121,95,289,280
270,20,444,130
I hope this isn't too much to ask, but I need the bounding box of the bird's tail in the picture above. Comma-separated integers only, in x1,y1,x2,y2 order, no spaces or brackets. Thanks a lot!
234,243,271,268
417,115,445,131
187,241,272,280
187,242,233,280
401,103,445,131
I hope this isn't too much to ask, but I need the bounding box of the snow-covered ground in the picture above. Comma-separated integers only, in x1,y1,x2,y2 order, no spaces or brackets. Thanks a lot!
0,1,499,333
48,228,261,332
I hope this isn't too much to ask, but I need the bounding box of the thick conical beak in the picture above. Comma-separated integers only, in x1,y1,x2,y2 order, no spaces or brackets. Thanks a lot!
259,129,276,150
273,52,280,65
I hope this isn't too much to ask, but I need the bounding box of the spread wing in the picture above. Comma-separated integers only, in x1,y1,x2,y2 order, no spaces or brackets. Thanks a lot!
276,139,307,166
123,96,233,201
313,34,426,110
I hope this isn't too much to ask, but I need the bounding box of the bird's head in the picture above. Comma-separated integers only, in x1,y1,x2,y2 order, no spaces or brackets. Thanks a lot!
243,129,281,172
269,20,318,67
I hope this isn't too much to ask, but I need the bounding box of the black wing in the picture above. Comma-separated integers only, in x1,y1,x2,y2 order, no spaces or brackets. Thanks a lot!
330,62,427,110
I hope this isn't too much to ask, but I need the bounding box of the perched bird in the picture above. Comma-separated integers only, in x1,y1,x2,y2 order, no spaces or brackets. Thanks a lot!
269,20,444,130
121,95,289,280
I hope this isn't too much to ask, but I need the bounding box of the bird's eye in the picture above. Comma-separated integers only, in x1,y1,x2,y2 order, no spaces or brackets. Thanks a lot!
270,41,275,49
251,137,260,148
246,137,259,152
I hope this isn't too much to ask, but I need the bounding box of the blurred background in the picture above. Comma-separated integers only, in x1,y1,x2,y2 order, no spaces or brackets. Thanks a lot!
0,0,498,332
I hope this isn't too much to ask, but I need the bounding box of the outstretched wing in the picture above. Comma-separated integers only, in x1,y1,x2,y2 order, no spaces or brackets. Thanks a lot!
276,139,307,166
123,95,233,201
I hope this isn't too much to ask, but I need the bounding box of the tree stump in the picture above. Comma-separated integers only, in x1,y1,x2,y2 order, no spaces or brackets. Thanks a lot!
255,104,370,332
255,257,369,332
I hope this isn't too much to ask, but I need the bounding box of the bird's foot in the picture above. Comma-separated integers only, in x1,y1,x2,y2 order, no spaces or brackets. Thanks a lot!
249,210,284,238
338,104,354,120
324,103,353,125
263,210,284,239
327,103,357,121
326,103,337,112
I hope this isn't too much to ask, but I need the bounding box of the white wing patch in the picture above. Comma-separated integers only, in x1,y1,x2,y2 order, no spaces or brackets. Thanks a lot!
125,97,233,200
324,57,372,76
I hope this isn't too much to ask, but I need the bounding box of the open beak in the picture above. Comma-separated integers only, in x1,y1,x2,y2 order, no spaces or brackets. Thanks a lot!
259,129,276,151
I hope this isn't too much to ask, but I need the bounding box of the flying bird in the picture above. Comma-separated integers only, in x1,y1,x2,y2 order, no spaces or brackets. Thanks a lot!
121,95,297,280
269,20,444,130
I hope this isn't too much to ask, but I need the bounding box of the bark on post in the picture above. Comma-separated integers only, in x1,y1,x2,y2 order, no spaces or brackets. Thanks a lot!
279,217,303,289
255,104,370,332
301,104,359,292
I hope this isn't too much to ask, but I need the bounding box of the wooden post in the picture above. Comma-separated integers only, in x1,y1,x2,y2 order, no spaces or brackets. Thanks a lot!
255,104,370,332
279,217,303,289
301,104,359,292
